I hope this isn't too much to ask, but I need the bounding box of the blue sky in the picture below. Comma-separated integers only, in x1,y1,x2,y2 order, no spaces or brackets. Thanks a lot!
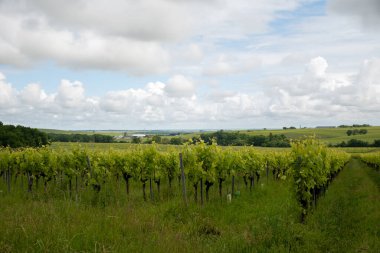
0,0,379,130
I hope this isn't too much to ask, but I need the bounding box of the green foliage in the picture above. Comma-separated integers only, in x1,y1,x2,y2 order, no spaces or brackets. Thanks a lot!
215,148,233,182
200,130,290,147
1,157,378,253
164,150,180,185
131,137,141,144
290,137,350,217
169,137,184,145
346,129,367,136
333,138,380,147
0,122,49,148
182,143,203,186
0,142,296,204
194,140,218,184
360,152,380,169
47,133,114,143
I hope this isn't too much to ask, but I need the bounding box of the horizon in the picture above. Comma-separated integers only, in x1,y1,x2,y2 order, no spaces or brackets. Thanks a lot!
2,122,374,132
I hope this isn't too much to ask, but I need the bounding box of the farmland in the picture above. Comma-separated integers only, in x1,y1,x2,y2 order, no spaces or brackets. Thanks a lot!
40,126,380,146
1,0,380,251
243,126,380,145
1,140,379,252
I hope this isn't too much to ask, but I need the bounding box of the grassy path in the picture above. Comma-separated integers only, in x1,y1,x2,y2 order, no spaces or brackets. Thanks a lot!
296,158,380,252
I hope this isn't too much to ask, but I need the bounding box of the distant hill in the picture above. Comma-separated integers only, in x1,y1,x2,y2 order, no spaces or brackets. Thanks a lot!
240,126,380,145
39,126,380,146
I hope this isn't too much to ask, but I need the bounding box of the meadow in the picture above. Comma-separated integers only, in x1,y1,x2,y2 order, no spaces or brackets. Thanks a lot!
233,126,380,145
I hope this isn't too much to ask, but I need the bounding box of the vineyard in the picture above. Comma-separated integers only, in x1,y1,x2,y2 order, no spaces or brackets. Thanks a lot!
360,152,380,170
1,139,349,216
1,139,379,252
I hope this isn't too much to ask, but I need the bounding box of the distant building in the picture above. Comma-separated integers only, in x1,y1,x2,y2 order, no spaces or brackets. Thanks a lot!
114,133,146,141
113,135,125,140
132,134,146,138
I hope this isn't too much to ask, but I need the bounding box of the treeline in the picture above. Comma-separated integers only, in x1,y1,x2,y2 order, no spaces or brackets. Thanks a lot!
332,139,380,147
338,124,370,128
346,129,367,136
47,133,114,143
200,130,290,147
0,122,49,148
141,131,290,147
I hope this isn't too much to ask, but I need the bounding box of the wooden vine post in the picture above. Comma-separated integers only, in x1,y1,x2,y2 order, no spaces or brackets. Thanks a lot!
86,156,92,178
7,167,11,193
200,177,204,206
231,175,235,199
179,153,188,207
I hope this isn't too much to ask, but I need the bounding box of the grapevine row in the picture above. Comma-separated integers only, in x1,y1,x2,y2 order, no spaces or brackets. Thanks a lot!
1,139,350,214
0,143,290,201
359,152,380,170
290,138,350,221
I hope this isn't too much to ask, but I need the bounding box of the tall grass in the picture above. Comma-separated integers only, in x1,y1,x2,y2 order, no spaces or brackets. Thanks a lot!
1,159,379,252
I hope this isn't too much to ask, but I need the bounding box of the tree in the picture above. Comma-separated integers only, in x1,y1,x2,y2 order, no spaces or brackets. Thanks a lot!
152,135,162,144
373,140,380,147
0,123,49,148
170,137,183,145
132,137,141,144
346,130,353,136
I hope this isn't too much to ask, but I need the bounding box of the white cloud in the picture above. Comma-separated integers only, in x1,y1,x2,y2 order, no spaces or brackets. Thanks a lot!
1,57,379,129
55,80,86,108
266,57,380,123
307,56,328,77
0,9,170,74
20,83,48,106
179,44,204,64
0,74,17,109
328,0,380,30
0,0,306,73
203,53,262,76
0,0,379,130
335,58,380,110
165,75,195,97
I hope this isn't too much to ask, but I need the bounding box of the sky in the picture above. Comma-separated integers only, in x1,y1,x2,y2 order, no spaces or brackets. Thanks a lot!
0,0,379,130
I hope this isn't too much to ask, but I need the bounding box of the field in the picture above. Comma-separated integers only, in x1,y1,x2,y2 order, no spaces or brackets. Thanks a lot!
239,126,380,145
49,142,380,155
1,143,379,252
1,159,379,252
41,126,380,146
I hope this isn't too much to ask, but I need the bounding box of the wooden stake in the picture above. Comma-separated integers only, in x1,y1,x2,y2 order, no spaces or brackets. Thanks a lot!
200,178,203,206
179,153,188,206
149,178,154,201
231,175,235,198
7,168,11,193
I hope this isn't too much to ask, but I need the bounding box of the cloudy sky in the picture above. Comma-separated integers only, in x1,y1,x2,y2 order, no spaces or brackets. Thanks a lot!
0,0,379,130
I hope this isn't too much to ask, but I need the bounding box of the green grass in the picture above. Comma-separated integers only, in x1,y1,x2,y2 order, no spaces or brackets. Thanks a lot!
42,126,380,146
154,126,380,145
49,142,380,156
1,159,379,252
240,126,380,145
0,175,300,252
293,159,380,252
339,147,380,154
49,142,182,152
